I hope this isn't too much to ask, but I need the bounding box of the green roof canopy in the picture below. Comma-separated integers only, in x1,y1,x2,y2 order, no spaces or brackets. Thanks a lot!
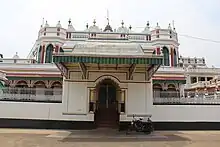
53,55,163,65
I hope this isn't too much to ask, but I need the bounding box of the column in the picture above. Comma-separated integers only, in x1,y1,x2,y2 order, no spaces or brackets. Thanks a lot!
89,88,96,112
62,79,69,112
145,81,153,117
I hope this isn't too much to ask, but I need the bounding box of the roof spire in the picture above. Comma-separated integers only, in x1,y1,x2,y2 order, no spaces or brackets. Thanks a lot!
172,20,176,32
107,9,109,25
40,18,44,28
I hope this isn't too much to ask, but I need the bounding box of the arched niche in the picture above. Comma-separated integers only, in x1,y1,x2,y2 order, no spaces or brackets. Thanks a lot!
45,44,54,63
173,49,177,67
37,46,42,63
51,81,62,89
33,81,46,88
15,80,28,88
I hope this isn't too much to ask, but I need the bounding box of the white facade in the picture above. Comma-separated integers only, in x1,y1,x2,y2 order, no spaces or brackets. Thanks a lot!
1,19,220,130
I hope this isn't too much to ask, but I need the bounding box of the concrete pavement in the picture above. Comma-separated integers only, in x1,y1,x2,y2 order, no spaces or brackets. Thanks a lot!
0,129,220,147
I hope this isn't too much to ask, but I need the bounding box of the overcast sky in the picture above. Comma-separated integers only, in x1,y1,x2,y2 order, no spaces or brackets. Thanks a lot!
0,0,220,66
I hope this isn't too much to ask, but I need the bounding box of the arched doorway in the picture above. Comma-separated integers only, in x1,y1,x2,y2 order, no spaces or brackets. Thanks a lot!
167,84,179,98
153,83,162,98
95,78,120,128
15,81,29,94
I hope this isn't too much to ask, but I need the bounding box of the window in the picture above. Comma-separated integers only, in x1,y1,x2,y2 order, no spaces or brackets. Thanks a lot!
195,59,197,63
207,77,213,81
162,47,170,66
153,50,156,54
66,33,68,38
44,32,46,36
91,33,96,37
146,35,151,41
57,32,60,36
57,28,60,31
191,77,197,83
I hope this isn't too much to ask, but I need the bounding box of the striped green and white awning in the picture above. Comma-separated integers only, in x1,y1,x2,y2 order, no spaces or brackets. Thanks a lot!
53,55,163,65
153,80,186,84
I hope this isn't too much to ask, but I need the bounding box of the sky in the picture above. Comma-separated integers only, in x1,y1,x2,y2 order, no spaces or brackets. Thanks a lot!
0,0,220,66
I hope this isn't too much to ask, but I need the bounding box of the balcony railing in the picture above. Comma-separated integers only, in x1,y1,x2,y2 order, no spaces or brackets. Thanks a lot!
0,87,62,103
186,67,220,73
153,91,220,105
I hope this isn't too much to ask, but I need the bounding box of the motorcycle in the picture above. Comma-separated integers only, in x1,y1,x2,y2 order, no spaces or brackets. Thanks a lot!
126,115,154,134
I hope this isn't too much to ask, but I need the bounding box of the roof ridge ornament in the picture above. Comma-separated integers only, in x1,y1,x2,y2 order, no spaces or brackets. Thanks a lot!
68,18,71,25
168,23,172,30
93,19,96,26
56,20,61,28
155,22,160,29
121,20,124,27
44,20,49,27
147,21,150,27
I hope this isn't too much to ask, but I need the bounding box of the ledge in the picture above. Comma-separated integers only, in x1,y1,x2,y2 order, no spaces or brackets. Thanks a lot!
62,112,88,115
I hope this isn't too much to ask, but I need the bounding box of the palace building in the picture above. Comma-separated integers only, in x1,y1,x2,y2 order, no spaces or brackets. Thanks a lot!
0,19,220,130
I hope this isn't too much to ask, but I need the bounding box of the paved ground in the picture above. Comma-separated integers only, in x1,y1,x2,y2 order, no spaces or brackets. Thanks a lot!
0,129,220,147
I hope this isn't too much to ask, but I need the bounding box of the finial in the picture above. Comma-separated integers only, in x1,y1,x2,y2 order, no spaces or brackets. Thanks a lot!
86,23,89,29
68,18,71,25
147,21,150,27
172,20,176,31
41,18,44,28
93,19,96,26
121,20,124,27
129,25,132,30
107,9,110,25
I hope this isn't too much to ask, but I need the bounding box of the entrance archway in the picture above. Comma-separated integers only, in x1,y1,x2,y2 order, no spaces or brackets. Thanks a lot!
95,78,120,128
